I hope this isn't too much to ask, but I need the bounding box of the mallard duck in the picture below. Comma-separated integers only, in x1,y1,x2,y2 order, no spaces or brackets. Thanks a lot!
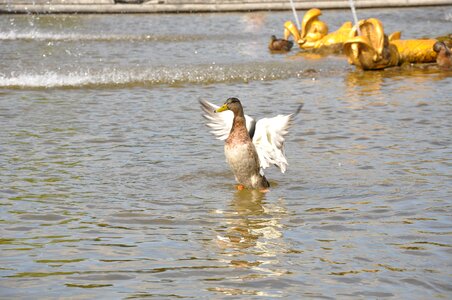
268,35,294,52
433,41,452,70
200,98,301,191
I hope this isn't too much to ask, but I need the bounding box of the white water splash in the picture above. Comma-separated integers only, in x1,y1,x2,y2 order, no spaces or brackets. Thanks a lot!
445,11,452,22
0,71,108,88
0,30,206,42
0,62,323,89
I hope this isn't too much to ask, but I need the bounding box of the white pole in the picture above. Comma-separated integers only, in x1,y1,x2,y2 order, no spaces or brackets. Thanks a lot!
289,0,301,30
349,0,361,35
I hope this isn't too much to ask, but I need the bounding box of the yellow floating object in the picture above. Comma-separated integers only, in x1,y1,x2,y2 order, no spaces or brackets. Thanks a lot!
301,8,323,38
284,8,350,50
392,39,437,64
313,21,352,49
300,8,329,47
284,20,301,42
281,7,439,69
343,18,437,70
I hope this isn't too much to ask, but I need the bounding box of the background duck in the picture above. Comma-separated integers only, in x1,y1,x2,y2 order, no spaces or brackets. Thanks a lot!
200,98,302,191
433,41,452,70
268,35,294,52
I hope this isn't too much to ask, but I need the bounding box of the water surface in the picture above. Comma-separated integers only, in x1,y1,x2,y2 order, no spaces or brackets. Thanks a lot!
1,7,451,299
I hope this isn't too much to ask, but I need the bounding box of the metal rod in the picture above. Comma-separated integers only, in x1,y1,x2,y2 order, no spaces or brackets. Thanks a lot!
349,0,361,35
289,0,301,30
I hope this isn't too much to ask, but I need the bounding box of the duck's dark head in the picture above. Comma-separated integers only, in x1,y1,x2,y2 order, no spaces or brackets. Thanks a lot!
215,97,244,116
433,41,451,55
271,35,277,41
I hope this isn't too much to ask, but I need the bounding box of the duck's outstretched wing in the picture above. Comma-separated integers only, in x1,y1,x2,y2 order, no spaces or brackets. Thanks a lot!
253,103,302,173
252,114,292,173
199,99,256,140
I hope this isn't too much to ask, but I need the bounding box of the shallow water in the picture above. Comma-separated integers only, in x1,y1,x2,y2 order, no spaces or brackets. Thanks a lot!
1,7,452,299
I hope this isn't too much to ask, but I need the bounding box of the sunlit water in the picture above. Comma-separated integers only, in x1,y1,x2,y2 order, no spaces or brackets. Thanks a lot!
1,7,451,299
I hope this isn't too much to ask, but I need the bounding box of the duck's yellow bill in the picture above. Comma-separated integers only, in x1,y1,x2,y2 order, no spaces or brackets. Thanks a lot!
215,104,228,113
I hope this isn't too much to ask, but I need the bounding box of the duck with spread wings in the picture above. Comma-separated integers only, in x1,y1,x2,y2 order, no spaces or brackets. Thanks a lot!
200,98,302,191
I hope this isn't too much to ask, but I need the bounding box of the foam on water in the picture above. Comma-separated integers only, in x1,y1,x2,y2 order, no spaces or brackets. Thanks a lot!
0,30,210,42
0,62,324,89
0,29,254,43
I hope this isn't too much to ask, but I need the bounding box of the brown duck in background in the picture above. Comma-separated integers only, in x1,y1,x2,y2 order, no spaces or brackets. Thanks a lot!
268,35,294,52
433,41,452,70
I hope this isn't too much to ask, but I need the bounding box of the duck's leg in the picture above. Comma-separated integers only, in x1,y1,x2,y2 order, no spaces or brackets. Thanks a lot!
236,184,245,191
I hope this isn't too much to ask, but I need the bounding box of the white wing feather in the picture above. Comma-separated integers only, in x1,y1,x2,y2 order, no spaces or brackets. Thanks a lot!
252,114,292,173
199,100,255,140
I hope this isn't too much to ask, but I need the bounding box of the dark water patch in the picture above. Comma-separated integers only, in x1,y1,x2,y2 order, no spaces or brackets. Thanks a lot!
305,207,357,213
125,293,188,299
18,213,66,221
107,217,188,226
97,243,137,248
412,241,451,248
0,189,18,195
6,271,78,278
65,283,113,288
68,274,135,281
319,257,345,265
340,291,394,297
400,278,439,292
8,193,70,202
417,231,452,235
318,135,350,141
4,226,35,231
311,225,365,232
416,119,432,125
377,264,408,272
36,258,86,264
330,269,379,276
358,165,374,170
6,266,229,279
301,293,334,300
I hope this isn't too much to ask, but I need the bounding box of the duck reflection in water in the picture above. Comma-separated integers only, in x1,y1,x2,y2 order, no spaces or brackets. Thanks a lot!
216,189,287,267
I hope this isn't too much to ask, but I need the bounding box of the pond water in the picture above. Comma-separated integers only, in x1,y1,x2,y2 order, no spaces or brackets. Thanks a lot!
1,7,451,299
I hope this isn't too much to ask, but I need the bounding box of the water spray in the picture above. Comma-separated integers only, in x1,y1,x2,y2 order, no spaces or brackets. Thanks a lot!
289,0,301,30
349,0,361,36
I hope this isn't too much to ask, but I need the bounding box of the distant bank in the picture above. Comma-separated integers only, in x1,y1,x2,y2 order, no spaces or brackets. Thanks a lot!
1,0,451,14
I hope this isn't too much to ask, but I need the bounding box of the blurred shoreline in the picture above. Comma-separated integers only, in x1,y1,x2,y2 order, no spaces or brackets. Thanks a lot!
1,0,451,14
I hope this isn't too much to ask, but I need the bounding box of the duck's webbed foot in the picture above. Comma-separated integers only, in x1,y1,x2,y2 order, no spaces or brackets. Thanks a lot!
236,184,245,191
